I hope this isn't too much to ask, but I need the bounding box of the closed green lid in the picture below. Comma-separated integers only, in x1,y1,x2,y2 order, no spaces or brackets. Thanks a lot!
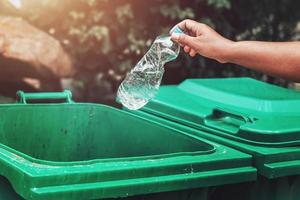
142,78,300,147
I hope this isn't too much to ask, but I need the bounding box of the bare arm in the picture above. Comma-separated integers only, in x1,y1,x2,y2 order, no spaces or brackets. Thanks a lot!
227,41,300,82
171,19,300,82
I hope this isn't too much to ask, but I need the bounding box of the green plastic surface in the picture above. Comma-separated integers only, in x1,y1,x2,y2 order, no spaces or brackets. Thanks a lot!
133,78,300,179
142,78,300,146
0,91,256,200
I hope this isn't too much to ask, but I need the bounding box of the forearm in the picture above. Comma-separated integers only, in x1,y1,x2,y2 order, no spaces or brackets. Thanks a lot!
223,41,300,82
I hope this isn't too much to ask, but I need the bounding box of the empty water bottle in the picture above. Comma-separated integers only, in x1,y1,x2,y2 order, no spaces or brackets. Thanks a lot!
117,27,183,110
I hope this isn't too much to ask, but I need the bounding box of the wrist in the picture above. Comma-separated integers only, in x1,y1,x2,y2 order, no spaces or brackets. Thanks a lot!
216,39,236,63
222,40,240,63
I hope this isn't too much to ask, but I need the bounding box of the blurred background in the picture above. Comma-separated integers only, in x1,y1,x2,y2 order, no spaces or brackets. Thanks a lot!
1,0,300,105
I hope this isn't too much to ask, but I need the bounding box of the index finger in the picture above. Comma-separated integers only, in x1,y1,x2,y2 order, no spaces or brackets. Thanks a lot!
176,19,201,36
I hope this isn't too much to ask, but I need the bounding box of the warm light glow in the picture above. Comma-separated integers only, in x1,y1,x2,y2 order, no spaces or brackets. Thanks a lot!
7,0,22,9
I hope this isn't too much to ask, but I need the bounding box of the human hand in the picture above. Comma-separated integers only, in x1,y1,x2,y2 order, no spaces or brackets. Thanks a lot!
170,19,233,63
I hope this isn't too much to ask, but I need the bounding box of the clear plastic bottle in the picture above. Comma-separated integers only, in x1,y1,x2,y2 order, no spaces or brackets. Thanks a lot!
116,27,182,110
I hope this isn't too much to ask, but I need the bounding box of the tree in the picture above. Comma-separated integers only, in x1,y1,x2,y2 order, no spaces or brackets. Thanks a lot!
1,0,300,103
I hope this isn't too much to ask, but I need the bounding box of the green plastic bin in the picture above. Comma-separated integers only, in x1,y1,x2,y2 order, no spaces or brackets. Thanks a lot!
132,78,300,200
0,91,256,200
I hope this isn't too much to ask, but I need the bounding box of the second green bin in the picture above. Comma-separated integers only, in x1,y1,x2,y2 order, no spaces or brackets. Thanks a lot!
132,78,300,200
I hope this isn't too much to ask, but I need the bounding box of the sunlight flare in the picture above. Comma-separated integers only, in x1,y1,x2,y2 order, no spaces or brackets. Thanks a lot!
7,0,22,9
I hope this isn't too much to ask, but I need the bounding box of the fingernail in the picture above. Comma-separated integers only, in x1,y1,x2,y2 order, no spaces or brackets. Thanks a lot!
171,33,180,40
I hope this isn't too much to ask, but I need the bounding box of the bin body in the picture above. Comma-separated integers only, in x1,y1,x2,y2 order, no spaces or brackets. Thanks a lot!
132,78,300,200
0,90,256,200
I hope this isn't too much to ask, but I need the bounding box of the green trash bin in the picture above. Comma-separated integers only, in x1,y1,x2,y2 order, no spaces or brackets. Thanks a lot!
0,91,256,200
131,77,300,200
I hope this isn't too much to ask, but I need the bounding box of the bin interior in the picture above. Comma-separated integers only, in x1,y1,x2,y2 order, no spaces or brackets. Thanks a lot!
0,104,214,162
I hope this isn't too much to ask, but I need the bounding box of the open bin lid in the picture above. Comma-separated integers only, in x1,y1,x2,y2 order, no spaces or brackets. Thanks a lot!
141,78,300,147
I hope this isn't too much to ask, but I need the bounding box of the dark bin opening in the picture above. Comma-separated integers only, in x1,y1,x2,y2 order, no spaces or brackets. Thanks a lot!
0,176,23,200
0,105,214,162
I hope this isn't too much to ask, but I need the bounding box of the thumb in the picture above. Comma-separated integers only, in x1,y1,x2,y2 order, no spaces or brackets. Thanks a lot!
171,33,198,50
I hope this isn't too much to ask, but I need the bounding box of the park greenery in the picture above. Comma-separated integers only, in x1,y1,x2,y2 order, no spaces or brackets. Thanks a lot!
1,0,300,103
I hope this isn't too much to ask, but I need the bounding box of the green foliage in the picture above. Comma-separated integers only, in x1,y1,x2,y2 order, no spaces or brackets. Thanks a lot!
1,0,300,102
207,0,231,9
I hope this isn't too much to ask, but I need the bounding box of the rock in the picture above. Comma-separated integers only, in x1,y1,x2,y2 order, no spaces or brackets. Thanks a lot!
0,16,74,81
0,95,14,103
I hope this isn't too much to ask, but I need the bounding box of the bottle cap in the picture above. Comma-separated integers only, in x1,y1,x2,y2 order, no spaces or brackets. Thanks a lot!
170,26,184,35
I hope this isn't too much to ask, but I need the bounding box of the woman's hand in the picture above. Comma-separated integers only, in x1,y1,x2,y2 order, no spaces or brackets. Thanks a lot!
171,19,233,63
171,19,300,82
